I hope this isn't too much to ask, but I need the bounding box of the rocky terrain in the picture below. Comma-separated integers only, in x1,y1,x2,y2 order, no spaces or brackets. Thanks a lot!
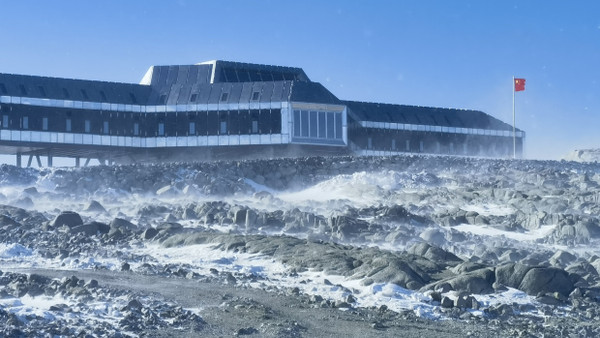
1,155,600,337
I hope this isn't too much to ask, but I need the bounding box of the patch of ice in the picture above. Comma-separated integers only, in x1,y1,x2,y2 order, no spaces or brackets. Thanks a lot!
462,204,514,216
0,243,33,258
453,224,555,241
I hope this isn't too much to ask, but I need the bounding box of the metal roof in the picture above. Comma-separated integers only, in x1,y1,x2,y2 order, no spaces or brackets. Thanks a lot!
344,100,518,131
0,73,151,105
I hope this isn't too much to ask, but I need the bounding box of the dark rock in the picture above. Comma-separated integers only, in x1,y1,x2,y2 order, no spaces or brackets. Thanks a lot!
84,200,107,213
519,267,574,297
121,262,131,271
51,211,83,228
142,228,159,240
440,296,454,308
70,221,110,235
235,327,259,335
110,218,137,231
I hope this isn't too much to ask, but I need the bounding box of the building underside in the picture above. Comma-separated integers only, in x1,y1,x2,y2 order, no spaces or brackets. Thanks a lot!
0,60,524,167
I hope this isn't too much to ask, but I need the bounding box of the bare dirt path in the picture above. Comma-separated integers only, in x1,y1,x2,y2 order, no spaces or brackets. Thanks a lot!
9,267,494,337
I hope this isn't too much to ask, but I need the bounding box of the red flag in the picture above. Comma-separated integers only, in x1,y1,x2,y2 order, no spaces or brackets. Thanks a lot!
514,78,526,92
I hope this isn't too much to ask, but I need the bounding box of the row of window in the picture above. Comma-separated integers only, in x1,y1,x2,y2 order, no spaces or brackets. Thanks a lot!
363,137,516,155
292,110,344,141
0,83,269,106
0,109,283,137
357,120,524,138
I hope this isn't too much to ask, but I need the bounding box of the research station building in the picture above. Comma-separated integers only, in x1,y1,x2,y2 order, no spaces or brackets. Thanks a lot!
0,60,524,166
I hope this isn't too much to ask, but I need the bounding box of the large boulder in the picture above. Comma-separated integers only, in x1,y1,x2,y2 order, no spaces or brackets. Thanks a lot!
518,267,574,297
51,211,83,228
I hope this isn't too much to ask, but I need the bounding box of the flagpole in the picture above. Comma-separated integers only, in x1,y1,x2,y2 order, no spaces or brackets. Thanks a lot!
512,76,516,159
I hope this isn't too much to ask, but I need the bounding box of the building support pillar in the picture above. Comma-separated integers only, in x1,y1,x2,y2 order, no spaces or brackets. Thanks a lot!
36,156,42,167
47,154,53,167
84,158,91,167
75,157,80,167
27,155,33,168
16,153,22,168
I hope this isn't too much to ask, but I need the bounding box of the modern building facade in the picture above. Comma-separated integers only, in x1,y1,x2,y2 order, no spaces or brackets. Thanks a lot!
0,60,524,166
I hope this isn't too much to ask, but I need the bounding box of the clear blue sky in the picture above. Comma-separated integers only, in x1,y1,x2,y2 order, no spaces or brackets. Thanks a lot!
1,0,599,160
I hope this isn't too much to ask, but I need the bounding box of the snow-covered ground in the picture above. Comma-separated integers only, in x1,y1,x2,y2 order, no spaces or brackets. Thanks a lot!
1,155,600,336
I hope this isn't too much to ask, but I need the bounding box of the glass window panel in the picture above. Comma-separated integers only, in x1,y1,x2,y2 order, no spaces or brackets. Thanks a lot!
326,112,334,139
318,111,326,138
158,122,165,136
189,122,195,135
22,116,29,129
103,121,109,134
300,110,309,137
293,110,301,137
133,122,139,136
66,119,72,132
42,117,48,131
335,112,342,139
309,111,318,138
220,121,227,134
85,120,91,133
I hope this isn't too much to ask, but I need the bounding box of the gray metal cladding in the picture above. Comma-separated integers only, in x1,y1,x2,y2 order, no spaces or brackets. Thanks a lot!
289,82,340,104
0,73,151,104
344,101,516,131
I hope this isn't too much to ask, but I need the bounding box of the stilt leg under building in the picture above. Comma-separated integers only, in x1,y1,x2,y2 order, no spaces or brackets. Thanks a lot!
16,153,21,168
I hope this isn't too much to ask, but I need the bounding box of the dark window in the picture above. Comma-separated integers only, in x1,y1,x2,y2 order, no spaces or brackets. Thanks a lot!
158,121,165,136
99,90,107,102
189,122,195,135
42,117,48,131
318,112,326,138
219,112,228,134
270,109,281,133
19,85,27,96
133,122,139,136
326,112,334,139
309,111,318,138
103,121,109,134
251,91,260,101
190,93,197,102
2,115,8,128
159,94,167,104
0,83,7,94
252,120,259,134
81,89,89,100
220,92,229,102
66,118,72,132
415,115,421,123
38,86,47,97
301,110,309,137
335,112,343,139
22,116,29,129
62,88,70,99
293,110,301,136
129,93,137,104
444,116,452,126
85,120,91,133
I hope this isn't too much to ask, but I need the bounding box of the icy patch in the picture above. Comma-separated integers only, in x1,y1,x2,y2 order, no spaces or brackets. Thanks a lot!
243,178,277,194
453,224,556,242
0,243,33,258
462,204,514,216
